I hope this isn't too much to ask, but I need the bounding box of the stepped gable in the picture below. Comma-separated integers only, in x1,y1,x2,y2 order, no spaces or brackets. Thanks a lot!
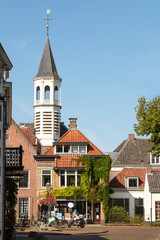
57,129,103,155
110,168,146,189
112,137,152,167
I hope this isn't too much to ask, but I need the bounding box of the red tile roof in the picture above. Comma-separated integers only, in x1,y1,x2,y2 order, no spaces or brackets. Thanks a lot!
55,155,84,168
20,127,37,146
44,146,54,155
57,129,103,155
109,168,146,189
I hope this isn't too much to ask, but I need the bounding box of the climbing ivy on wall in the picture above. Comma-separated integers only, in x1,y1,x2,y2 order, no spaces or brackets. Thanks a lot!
77,156,111,220
5,177,18,233
38,156,111,221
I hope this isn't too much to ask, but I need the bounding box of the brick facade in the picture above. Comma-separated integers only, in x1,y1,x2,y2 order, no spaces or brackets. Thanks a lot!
6,119,38,219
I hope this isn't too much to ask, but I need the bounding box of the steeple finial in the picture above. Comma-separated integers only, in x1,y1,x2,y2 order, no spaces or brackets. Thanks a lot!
44,9,52,37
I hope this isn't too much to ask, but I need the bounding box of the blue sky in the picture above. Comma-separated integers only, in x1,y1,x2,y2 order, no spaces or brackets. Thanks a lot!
1,1,160,152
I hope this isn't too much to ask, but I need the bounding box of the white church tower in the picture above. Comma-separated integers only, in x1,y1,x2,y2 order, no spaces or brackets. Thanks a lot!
33,23,62,150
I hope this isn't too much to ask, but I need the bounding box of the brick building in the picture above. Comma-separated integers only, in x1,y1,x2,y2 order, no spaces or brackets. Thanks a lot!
6,119,41,219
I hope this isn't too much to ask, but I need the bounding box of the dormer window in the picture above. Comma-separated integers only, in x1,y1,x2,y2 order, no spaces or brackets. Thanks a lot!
55,144,87,154
127,177,139,188
151,153,160,164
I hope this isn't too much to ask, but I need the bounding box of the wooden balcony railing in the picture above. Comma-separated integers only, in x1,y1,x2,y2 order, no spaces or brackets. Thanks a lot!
5,145,23,167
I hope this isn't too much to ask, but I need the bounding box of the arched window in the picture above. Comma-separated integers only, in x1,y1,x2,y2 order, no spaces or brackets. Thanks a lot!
36,86,40,100
45,86,50,100
54,86,58,101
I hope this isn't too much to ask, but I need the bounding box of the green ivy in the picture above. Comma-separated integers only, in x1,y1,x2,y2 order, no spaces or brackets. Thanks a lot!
77,156,111,220
5,177,18,233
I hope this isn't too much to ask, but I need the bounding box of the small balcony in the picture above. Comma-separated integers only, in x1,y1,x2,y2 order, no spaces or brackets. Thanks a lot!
5,145,24,176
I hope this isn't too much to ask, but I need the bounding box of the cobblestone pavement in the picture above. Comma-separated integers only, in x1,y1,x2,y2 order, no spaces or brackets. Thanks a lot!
15,225,160,240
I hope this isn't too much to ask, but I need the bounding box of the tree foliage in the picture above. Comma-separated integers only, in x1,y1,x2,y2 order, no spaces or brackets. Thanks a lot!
134,96,160,155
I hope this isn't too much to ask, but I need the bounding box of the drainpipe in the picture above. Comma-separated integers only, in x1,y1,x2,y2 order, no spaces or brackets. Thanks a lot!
150,192,152,226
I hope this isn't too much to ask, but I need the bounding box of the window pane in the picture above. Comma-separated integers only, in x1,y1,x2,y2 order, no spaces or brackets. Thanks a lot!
79,146,86,153
60,170,65,175
64,145,70,152
67,175,75,186
77,175,81,186
42,170,51,175
60,175,65,187
19,171,28,188
56,145,62,153
129,179,137,187
113,199,124,207
152,155,155,164
125,199,129,212
72,146,78,153
67,170,75,174
42,170,51,187
156,157,159,164
19,198,29,218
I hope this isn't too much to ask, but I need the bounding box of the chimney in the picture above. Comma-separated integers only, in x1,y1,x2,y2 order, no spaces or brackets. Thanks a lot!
69,118,77,130
128,134,135,141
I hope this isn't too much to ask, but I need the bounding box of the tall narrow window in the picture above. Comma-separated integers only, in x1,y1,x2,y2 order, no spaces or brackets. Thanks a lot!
19,198,29,218
45,86,50,100
36,86,40,100
54,86,58,101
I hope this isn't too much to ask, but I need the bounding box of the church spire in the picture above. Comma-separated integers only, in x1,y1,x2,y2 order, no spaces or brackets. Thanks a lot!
35,37,59,78
35,10,58,78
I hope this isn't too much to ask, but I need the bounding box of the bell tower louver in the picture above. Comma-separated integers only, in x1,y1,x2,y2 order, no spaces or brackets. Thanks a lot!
33,35,62,149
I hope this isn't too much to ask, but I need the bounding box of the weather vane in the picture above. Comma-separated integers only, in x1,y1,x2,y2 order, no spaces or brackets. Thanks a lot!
44,9,52,37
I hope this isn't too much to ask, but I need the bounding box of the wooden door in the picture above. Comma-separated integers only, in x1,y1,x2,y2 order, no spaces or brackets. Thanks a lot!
93,203,101,223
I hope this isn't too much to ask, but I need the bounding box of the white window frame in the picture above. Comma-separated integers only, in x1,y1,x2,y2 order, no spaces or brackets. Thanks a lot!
18,197,30,218
55,145,87,154
150,153,160,164
41,169,52,188
19,170,30,189
127,177,139,188
59,170,81,187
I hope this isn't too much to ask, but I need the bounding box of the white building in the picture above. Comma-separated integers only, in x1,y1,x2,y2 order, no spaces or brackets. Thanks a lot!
109,134,160,224
33,36,62,153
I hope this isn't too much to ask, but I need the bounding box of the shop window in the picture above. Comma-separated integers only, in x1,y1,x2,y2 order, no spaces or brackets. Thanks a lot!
19,198,29,218
19,170,29,188
42,169,51,187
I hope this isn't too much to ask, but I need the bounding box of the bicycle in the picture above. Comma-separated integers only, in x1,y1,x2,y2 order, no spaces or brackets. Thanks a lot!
36,216,58,231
